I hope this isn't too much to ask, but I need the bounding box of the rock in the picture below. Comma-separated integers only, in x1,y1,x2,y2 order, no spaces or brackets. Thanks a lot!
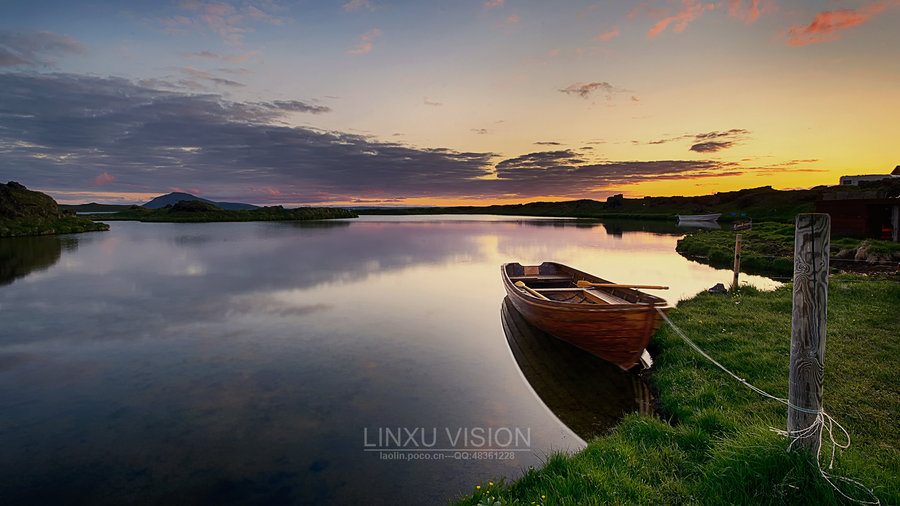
0,181,61,219
708,283,727,294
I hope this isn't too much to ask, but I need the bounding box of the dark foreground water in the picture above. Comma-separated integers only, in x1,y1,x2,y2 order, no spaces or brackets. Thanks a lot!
0,217,777,504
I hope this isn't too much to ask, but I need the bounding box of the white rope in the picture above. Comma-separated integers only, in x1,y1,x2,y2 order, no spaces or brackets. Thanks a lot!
656,307,881,505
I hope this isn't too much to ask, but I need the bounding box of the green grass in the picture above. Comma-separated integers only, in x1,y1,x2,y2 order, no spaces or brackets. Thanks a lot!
86,204,357,222
676,222,900,278
454,277,900,505
0,215,109,237
675,222,796,278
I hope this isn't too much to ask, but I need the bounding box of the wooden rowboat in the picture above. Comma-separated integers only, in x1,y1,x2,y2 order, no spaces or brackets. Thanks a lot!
501,262,670,370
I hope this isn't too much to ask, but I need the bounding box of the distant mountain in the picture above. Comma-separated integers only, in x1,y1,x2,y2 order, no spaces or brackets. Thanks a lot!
143,192,258,210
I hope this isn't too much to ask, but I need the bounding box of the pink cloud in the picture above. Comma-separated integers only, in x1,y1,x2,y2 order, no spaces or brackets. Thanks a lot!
506,14,521,24
168,187,203,195
161,1,290,46
785,2,899,46
93,172,115,186
647,0,715,38
596,26,620,40
484,0,504,8
348,28,381,55
725,0,778,23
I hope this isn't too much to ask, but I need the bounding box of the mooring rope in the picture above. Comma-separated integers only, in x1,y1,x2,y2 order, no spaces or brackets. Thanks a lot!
655,307,881,505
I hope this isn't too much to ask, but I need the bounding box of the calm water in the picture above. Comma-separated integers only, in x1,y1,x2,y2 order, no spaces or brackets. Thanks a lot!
0,216,778,504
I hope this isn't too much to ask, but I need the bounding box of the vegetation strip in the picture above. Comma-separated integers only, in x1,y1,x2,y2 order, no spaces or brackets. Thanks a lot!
455,277,899,505
85,200,357,222
676,222,900,279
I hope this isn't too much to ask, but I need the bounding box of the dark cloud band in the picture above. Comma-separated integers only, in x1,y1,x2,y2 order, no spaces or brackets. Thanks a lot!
1,72,773,204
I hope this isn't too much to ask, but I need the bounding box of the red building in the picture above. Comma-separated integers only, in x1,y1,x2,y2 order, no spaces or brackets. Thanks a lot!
816,191,899,241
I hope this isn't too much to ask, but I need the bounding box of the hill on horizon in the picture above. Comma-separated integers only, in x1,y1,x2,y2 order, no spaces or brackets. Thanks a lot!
143,192,258,210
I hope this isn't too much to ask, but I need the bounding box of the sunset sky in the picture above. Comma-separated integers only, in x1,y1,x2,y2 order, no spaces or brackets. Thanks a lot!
1,0,898,206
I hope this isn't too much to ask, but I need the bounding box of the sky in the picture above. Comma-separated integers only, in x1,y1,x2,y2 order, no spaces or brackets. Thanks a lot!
1,0,898,206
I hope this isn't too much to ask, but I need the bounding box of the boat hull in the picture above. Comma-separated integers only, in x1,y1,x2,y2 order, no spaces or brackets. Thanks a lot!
676,213,721,222
501,262,669,370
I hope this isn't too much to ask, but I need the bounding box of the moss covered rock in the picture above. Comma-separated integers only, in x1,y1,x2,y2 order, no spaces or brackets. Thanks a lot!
0,181,61,219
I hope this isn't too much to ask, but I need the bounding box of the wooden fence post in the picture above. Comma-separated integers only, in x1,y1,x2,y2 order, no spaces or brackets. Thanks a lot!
788,213,830,455
732,233,742,290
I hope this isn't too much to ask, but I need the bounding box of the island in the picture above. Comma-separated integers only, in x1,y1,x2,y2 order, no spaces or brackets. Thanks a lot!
0,182,109,237
87,199,357,222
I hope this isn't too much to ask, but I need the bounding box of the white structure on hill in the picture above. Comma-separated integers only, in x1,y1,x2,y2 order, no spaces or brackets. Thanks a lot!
839,165,900,185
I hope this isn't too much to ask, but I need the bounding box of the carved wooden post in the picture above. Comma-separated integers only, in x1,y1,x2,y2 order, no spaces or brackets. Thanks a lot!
788,213,830,455
732,233,742,290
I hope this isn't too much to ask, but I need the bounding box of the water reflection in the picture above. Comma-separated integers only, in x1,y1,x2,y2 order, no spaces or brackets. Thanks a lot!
0,217,779,504
675,220,721,231
0,235,75,286
501,298,653,440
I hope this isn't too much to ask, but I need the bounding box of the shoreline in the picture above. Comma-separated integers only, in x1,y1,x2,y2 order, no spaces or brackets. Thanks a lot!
455,276,899,505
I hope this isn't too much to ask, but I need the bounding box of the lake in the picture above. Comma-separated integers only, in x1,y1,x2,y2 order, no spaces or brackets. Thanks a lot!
0,216,778,504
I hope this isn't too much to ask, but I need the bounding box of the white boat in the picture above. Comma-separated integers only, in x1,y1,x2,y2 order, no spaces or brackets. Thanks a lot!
676,213,721,223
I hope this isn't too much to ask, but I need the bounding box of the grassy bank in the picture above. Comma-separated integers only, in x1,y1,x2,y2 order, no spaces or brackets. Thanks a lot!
0,215,109,237
455,277,899,505
86,203,357,222
676,222,900,279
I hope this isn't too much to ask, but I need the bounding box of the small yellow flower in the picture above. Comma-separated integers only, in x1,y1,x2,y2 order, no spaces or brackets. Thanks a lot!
542,495,546,499
476,485,481,489
490,482,494,486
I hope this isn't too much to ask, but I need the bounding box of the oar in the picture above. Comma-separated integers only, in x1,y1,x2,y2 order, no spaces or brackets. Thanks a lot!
576,280,669,290
514,281,550,300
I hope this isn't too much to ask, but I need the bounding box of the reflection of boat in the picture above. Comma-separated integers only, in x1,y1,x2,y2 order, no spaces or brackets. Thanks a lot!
501,262,670,370
675,213,721,223
501,298,654,439
675,219,721,230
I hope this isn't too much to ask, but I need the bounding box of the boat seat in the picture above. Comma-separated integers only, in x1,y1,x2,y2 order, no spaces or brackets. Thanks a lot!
532,287,630,305
583,289,629,305
508,275,572,282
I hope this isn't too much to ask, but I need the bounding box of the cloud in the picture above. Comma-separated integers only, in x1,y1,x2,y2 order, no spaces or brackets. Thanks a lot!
726,0,777,23
690,141,733,152
637,129,749,152
689,129,749,152
559,81,626,101
344,0,375,11
484,0,505,8
534,141,562,146
492,151,744,194
423,96,443,106
93,172,116,186
348,28,382,55
646,0,714,38
0,30,87,67
175,66,246,88
158,1,291,46
785,2,898,46
595,27,620,40
0,74,797,204
266,100,332,114
0,72,494,203
506,14,521,24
